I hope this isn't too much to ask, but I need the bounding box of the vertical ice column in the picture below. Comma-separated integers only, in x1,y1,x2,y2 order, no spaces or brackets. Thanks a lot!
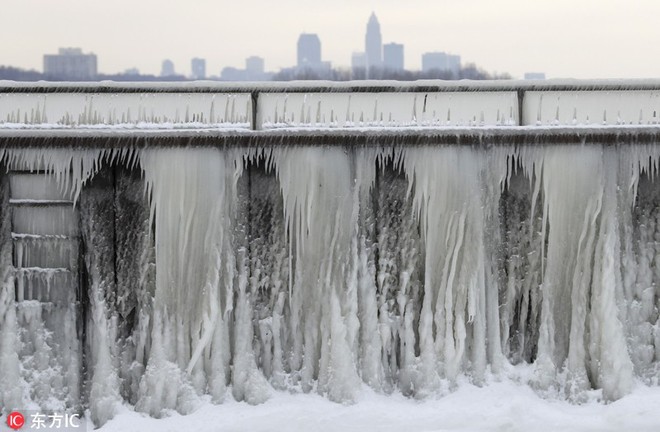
401,146,505,391
587,148,635,400
137,148,270,416
533,146,634,400
272,147,365,402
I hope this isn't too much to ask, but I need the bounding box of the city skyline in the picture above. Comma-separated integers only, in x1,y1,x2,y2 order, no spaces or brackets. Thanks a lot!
32,15,466,81
2,0,660,79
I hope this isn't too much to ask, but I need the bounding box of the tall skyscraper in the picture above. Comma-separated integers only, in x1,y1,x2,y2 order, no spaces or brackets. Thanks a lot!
383,43,404,71
297,33,322,68
43,48,97,80
191,58,206,80
365,13,382,73
161,59,175,77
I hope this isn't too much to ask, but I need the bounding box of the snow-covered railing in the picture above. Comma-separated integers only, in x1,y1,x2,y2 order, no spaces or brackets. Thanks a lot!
257,92,519,128
0,91,251,129
525,90,660,126
2,79,660,131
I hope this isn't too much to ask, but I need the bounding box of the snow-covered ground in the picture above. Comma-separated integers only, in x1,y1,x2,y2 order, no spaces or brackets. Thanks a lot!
98,377,660,432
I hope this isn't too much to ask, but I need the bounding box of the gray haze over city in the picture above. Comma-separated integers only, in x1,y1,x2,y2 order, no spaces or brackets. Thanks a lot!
3,0,660,79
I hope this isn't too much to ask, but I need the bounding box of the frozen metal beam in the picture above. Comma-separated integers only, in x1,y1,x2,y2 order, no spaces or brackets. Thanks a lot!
2,126,660,147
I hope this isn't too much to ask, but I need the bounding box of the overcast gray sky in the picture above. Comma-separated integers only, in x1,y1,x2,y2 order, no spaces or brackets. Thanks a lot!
2,0,659,79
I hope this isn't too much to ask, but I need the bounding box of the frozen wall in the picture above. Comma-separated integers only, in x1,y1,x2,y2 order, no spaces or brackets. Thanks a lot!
0,143,659,427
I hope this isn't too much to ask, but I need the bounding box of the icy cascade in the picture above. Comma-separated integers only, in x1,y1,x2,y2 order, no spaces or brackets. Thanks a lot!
135,148,255,415
528,147,634,400
400,147,509,391
270,147,366,401
0,144,659,427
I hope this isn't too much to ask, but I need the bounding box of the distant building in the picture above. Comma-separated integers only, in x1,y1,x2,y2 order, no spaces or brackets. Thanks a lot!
447,55,461,75
220,56,273,81
351,52,367,79
524,72,546,80
297,33,322,69
161,59,175,77
383,43,404,71
123,68,140,76
246,56,265,75
220,67,244,81
191,58,206,80
421,52,461,76
365,13,382,73
43,48,97,80
352,52,367,70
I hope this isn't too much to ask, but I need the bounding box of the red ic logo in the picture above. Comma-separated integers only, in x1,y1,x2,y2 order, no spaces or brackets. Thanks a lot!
7,411,25,430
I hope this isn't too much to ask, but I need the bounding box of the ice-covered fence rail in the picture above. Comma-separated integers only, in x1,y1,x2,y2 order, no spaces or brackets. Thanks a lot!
3,127,660,148
0,90,252,128
4,79,660,130
524,90,660,126
257,92,519,129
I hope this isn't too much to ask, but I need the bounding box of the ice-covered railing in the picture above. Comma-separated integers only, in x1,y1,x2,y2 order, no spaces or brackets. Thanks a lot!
526,90,660,126
0,86,251,129
257,92,519,128
3,79,660,130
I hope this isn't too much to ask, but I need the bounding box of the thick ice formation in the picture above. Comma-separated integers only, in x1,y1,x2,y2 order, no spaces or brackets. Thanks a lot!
0,142,659,427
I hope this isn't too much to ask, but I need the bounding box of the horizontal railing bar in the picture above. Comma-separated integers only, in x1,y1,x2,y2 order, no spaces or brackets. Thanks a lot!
4,79,660,94
1,126,660,147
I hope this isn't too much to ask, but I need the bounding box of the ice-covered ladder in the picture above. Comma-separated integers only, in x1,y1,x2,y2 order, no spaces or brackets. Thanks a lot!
10,172,80,304
9,170,82,409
